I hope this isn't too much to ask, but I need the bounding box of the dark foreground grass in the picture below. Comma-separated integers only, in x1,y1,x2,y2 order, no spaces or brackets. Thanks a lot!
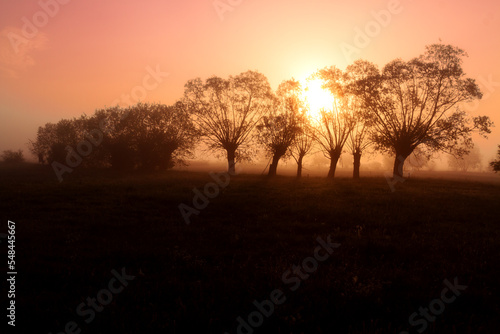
1,163,500,333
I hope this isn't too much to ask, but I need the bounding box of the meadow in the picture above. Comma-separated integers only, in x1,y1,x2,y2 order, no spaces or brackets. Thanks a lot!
1,163,499,333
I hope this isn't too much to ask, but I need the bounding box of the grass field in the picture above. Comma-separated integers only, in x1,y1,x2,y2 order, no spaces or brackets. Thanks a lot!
1,163,500,333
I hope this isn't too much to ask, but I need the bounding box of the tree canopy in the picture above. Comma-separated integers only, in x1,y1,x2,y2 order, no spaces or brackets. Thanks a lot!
257,79,304,176
29,102,197,179
183,70,273,174
352,44,492,177
313,67,356,178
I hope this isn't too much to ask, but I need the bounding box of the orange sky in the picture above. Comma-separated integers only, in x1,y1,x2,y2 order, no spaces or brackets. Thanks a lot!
1,0,499,162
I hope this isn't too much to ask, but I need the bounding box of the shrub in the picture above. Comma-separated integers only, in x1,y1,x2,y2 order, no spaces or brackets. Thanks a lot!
1,150,25,164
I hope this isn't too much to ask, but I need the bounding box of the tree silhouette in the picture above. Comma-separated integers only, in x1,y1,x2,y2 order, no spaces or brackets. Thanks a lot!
290,113,315,178
355,44,492,178
29,119,82,164
257,79,304,176
346,116,371,179
344,60,378,179
29,103,196,171
313,67,356,178
489,145,500,173
112,103,196,170
183,71,273,174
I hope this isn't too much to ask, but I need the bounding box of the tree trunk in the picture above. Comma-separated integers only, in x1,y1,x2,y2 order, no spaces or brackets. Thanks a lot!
353,152,361,179
327,153,341,178
268,154,281,176
296,155,304,178
393,153,407,178
227,149,236,175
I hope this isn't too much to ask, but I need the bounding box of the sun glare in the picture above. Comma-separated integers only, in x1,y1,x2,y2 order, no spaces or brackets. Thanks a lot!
301,79,336,119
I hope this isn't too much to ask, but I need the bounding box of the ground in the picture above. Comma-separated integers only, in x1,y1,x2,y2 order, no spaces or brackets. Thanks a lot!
1,163,499,333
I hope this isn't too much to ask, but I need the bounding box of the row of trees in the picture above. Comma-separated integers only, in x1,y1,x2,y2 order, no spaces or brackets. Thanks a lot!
183,44,492,178
29,103,196,171
29,44,494,178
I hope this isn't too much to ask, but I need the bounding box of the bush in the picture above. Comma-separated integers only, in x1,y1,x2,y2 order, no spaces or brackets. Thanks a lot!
1,150,25,164
491,145,500,173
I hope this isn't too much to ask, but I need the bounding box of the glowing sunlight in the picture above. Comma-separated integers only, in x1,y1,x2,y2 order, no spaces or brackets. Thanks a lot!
301,78,336,119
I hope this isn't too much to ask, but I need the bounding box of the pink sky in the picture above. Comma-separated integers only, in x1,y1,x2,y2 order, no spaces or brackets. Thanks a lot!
1,0,499,163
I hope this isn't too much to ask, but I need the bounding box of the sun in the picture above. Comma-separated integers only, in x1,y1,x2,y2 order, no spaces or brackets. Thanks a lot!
300,78,336,119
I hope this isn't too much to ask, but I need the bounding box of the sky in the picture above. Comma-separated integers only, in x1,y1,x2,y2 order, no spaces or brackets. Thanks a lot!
1,0,499,164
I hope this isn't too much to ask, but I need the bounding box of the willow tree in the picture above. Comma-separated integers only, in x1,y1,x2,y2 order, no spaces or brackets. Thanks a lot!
346,114,372,179
290,112,315,178
313,67,356,178
257,79,304,176
183,71,273,174
355,44,492,178
344,60,378,179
